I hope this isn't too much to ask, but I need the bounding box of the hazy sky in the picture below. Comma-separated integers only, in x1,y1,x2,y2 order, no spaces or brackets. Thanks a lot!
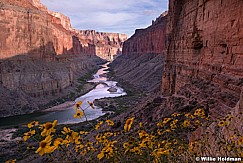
40,0,168,37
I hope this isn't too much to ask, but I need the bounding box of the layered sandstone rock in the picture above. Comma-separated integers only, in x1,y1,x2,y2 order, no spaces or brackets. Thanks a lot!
0,0,127,60
162,0,243,117
0,0,127,117
123,12,167,55
110,14,167,92
0,55,103,117
76,30,127,60
0,0,73,60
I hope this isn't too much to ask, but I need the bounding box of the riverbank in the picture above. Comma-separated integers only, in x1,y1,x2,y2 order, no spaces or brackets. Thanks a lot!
0,68,101,130
39,66,102,112
0,64,105,162
93,67,147,118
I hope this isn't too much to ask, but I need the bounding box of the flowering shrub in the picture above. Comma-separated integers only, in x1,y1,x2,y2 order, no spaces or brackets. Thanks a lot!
5,102,243,163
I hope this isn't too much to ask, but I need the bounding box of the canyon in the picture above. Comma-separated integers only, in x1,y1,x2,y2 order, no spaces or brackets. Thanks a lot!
0,0,127,117
110,12,167,93
109,0,243,141
0,0,243,162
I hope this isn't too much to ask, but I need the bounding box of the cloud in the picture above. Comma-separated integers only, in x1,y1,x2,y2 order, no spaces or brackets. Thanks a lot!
40,0,168,36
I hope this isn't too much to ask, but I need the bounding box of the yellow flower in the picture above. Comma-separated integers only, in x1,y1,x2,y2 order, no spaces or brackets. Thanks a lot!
225,115,233,122
97,141,117,160
138,130,148,139
54,138,64,147
5,159,16,163
189,141,200,153
173,139,178,144
61,126,72,135
96,134,106,143
75,101,82,110
124,117,134,132
170,119,178,130
123,142,132,152
139,122,143,128
27,121,39,129
74,109,84,118
218,120,227,127
163,117,171,124
95,121,104,130
185,113,195,119
157,129,163,135
106,119,114,126
80,149,87,156
88,101,95,109
238,136,243,145
131,147,142,155
230,135,236,140
40,120,57,137
153,148,170,157
35,135,55,156
165,129,171,133
157,118,171,127
75,144,84,153
172,112,181,117
97,151,105,160
80,131,88,135
23,130,35,141
183,120,190,128
194,120,201,126
61,127,78,142
194,109,205,117
75,136,83,145
104,132,113,137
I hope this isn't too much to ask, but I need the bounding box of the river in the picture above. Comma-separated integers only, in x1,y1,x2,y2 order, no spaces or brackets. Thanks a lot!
0,62,126,128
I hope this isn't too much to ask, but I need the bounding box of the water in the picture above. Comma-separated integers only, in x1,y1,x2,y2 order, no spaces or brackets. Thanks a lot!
0,63,126,128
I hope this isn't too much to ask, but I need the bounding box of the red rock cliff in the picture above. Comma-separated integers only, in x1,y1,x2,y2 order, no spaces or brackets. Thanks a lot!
0,0,127,117
0,0,127,60
162,0,243,117
75,30,127,60
122,13,167,55
110,14,167,93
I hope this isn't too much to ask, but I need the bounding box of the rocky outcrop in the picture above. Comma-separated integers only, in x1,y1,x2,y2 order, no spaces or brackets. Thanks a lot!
122,12,167,55
162,0,243,118
110,14,167,93
75,30,127,61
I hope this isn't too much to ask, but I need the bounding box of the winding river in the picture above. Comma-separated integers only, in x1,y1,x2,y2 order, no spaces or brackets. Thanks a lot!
0,62,126,128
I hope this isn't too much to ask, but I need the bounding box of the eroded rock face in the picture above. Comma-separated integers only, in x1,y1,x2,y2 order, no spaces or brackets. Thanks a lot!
162,0,243,117
110,14,167,92
0,0,127,117
0,0,73,60
0,0,127,60
76,30,127,61
123,13,167,55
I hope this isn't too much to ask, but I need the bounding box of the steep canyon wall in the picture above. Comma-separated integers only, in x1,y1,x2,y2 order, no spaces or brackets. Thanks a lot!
162,0,243,117
0,0,127,117
123,13,167,55
111,13,167,92
0,0,127,60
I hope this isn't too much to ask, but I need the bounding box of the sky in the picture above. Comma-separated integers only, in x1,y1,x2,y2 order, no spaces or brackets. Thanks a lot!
40,0,168,37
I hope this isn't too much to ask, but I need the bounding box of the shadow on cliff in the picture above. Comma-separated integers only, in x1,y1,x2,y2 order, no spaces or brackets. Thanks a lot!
0,40,104,118
67,36,96,56
1,36,99,63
